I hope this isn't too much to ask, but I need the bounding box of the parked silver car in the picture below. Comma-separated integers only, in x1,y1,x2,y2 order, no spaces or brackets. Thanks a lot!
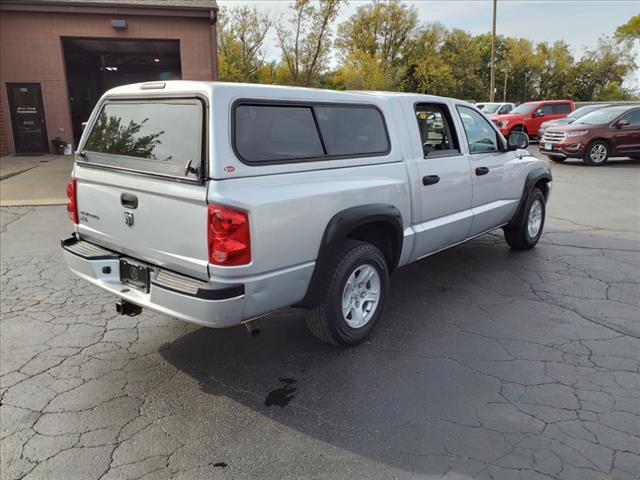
62,81,551,346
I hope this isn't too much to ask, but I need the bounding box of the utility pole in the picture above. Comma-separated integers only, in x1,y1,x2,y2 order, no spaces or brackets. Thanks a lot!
503,68,508,102
489,0,497,102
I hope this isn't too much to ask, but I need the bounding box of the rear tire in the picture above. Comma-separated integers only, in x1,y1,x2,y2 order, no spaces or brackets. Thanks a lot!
547,155,565,163
504,188,546,250
305,240,389,346
583,140,609,166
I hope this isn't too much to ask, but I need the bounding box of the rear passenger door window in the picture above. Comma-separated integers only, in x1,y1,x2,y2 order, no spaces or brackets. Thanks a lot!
233,102,390,164
620,109,640,126
553,103,572,114
456,106,500,153
415,103,460,158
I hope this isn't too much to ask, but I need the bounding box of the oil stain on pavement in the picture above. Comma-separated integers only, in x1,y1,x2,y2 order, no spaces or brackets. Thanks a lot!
264,378,298,408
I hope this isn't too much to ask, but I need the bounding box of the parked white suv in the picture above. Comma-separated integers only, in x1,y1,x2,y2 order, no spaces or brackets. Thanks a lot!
62,81,551,346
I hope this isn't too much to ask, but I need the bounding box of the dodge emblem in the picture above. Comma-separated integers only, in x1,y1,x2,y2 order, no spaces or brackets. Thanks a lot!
124,211,134,227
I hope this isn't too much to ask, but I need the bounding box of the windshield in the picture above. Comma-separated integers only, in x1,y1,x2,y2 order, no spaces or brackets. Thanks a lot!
511,103,537,114
480,104,501,113
568,105,605,119
575,108,625,125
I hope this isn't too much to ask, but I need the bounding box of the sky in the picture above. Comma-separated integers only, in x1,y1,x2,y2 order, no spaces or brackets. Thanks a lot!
218,0,639,86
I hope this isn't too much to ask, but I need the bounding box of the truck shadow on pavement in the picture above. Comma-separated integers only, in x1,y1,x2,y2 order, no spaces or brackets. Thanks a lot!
159,231,640,478
555,157,640,167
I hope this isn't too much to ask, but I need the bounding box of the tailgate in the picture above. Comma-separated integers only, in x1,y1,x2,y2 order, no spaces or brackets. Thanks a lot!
75,166,209,280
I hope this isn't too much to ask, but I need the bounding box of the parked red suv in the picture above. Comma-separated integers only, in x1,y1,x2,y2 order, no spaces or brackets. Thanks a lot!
492,100,575,138
540,105,640,165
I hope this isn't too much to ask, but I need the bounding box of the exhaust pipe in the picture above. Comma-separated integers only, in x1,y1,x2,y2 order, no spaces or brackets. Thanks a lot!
115,300,142,317
242,319,261,337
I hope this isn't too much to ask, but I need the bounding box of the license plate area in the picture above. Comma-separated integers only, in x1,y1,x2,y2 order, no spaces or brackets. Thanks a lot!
120,259,150,292
544,143,552,150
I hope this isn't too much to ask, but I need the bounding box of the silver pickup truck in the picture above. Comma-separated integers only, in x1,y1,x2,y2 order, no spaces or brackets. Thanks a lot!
62,81,551,346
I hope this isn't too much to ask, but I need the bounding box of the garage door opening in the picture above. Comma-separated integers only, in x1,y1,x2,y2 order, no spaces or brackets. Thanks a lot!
62,37,182,146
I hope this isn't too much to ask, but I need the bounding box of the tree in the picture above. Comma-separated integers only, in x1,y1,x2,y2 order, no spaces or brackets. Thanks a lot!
499,37,537,103
335,0,418,88
615,14,640,43
275,0,343,86
218,6,271,83
332,51,395,90
572,37,637,101
254,2,638,102
403,22,454,95
336,0,418,66
439,29,485,100
534,41,575,99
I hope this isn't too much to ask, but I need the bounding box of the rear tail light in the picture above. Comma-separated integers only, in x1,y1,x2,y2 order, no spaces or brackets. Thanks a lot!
207,204,251,266
66,178,78,224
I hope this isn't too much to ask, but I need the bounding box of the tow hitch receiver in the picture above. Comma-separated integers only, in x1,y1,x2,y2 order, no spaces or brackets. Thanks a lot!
116,300,142,317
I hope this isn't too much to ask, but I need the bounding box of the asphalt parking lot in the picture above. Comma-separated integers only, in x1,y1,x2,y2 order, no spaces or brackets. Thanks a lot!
1,147,639,480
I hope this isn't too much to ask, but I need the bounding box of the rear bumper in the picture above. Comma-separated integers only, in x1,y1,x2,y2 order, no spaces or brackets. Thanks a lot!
61,235,245,328
62,235,316,328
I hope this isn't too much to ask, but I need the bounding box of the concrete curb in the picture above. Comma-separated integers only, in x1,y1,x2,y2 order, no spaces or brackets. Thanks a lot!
0,165,40,181
0,198,68,207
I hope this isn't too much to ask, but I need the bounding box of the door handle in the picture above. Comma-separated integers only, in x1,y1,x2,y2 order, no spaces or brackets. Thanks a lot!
475,167,490,176
120,193,138,209
422,175,440,186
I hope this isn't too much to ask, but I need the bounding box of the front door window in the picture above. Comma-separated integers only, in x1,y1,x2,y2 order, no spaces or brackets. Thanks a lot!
456,106,500,153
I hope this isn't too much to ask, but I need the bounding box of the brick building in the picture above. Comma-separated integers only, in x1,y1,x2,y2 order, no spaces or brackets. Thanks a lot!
0,0,218,156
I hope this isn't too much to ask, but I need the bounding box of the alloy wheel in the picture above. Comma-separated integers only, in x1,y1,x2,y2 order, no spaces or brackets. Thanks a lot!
527,199,543,238
589,144,607,163
341,264,381,328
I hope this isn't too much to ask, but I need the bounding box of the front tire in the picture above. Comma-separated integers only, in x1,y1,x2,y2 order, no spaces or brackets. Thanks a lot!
583,140,609,166
504,188,546,250
305,240,389,346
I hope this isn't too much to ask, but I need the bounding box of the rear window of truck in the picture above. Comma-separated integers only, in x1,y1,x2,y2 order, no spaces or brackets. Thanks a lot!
82,99,203,180
233,102,390,164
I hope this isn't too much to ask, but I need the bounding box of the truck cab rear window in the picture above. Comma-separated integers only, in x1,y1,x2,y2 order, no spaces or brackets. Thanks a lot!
233,103,390,163
83,100,203,179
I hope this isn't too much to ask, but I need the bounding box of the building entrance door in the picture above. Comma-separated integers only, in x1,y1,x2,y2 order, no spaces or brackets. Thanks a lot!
7,83,49,154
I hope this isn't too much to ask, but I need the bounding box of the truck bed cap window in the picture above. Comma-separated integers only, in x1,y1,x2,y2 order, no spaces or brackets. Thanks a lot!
235,105,324,162
233,102,390,164
83,99,203,180
315,106,388,156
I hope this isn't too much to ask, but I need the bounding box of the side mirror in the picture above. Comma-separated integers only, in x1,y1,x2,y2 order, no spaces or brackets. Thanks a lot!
507,131,529,150
616,119,631,128
533,110,545,118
